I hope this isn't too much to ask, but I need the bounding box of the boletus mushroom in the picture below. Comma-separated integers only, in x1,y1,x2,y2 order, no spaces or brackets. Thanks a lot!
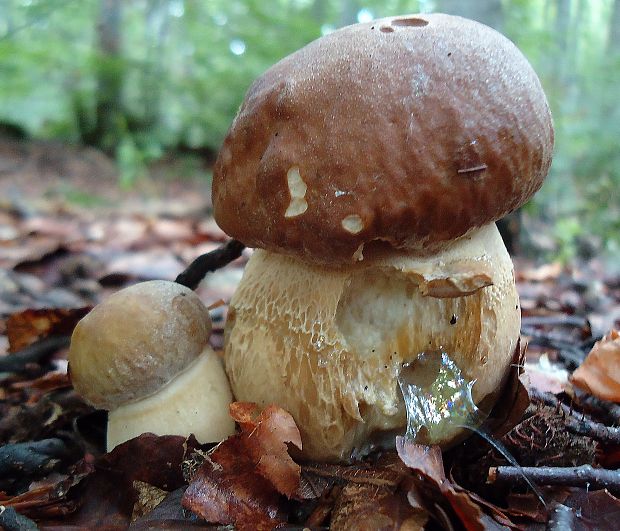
214,14,554,461
69,280,235,451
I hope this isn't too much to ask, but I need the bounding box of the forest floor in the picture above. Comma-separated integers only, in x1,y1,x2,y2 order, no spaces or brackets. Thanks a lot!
1,138,620,530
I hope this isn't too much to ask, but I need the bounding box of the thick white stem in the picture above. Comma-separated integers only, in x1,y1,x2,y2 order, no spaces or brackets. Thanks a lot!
107,346,235,451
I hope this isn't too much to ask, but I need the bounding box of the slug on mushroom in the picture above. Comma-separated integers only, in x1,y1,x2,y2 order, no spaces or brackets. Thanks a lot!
69,280,235,451
214,14,554,461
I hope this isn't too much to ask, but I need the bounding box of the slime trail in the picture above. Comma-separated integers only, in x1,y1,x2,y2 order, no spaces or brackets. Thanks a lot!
398,351,546,507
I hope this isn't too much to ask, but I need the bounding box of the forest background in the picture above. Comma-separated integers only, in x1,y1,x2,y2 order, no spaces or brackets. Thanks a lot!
0,0,618,265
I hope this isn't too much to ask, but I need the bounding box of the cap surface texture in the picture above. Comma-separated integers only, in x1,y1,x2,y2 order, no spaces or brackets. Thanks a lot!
69,280,211,409
213,13,553,263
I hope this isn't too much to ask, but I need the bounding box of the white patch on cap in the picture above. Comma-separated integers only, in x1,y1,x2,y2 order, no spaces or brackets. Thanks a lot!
341,214,364,234
284,166,308,218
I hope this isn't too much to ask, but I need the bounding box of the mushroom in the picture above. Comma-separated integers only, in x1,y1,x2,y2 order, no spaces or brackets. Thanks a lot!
213,14,554,461
69,280,235,451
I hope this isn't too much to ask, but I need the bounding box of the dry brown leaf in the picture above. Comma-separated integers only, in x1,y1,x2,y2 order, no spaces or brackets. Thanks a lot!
182,403,302,530
571,330,620,402
6,307,90,352
230,402,302,497
396,437,515,530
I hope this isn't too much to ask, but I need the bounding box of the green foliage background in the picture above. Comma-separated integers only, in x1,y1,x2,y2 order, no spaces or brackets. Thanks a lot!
0,0,618,259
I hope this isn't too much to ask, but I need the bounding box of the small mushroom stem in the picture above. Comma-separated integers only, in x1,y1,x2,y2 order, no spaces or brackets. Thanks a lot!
106,346,235,451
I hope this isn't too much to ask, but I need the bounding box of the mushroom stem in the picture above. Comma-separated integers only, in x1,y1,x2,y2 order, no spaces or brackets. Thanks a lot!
107,346,234,451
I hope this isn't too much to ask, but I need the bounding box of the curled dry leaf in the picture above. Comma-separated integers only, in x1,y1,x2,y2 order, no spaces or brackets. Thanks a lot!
36,433,197,529
396,437,516,530
182,402,302,530
230,401,302,497
6,307,90,352
571,330,620,402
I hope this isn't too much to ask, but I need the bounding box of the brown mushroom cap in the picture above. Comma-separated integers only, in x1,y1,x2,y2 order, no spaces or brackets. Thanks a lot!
213,13,553,264
69,280,211,410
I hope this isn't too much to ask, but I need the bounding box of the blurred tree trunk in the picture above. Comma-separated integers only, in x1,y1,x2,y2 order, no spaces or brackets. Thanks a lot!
141,0,170,131
89,0,124,154
1,0,14,35
436,0,503,30
609,0,620,52
551,0,571,81
312,0,327,23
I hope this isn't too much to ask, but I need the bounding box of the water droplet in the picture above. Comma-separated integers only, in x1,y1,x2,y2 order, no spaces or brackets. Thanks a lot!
312,334,326,350
318,357,328,368
397,351,481,444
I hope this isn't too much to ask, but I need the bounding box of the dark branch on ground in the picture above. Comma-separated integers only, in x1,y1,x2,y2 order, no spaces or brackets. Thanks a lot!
529,389,620,445
0,507,38,531
175,239,246,290
0,438,71,492
488,465,620,494
0,336,70,373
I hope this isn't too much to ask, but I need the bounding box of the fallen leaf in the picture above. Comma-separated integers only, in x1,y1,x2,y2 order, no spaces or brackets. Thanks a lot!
230,402,302,497
37,434,197,529
131,480,168,521
6,307,90,352
395,438,445,484
396,437,516,530
562,488,620,529
129,487,212,529
182,402,302,530
571,330,620,402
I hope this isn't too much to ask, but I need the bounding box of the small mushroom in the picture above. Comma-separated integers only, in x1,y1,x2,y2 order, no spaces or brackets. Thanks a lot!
212,14,554,461
69,280,235,451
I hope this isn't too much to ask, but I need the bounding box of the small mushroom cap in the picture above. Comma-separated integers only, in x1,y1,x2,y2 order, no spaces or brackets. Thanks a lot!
69,280,211,410
213,13,553,264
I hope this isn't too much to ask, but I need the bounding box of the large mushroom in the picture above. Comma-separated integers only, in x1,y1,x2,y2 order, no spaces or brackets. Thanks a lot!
69,280,235,451
214,14,554,461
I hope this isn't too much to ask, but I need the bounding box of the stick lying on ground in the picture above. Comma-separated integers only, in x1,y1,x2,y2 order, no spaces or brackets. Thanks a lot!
488,465,620,494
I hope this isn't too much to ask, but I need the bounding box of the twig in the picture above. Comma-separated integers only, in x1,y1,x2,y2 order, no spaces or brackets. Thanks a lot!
0,336,70,374
0,507,38,531
175,239,245,290
528,389,620,445
0,438,70,492
573,391,620,426
521,315,588,328
564,416,620,446
488,465,620,494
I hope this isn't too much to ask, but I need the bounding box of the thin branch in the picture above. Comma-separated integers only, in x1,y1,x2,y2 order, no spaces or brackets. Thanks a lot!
488,465,620,494
0,507,38,531
175,239,246,290
0,438,70,492
521,315,588,328
0,336,70,374
564,416,620,446
528,389,620,445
